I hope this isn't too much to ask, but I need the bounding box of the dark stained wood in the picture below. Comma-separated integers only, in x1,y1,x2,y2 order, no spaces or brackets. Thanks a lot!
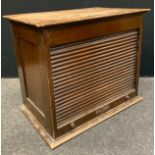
4,7,150,148
50,30,138,129
48,15,142,46
11,23,54,135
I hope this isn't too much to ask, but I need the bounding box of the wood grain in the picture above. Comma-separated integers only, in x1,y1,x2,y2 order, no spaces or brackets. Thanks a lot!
4,7,150,27
5,7,149,148
11,23,54,135
50,30,138,128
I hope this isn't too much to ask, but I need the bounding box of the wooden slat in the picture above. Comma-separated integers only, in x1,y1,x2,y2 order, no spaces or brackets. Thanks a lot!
56,77,134,115
56,87,135,125
52,43,137,71
53,55,136,93
53,62,135,90
54,67,135,99
51,32,138,56
56,80,134,119
53,59,135,85
54,65,135,99
53,52,136,81
54,68,135,102
50,30,138,128
56,87,134,125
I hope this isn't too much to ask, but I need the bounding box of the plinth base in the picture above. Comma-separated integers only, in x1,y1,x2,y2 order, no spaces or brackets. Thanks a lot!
20,96,143,149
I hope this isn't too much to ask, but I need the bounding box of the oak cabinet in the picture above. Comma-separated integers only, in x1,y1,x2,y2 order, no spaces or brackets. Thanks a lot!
4,7,150,149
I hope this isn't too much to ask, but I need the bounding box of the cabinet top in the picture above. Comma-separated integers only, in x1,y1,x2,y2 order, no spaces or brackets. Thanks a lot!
4,7,150,28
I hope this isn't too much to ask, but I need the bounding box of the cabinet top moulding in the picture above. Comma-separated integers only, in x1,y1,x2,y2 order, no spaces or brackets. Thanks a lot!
3,7,150,28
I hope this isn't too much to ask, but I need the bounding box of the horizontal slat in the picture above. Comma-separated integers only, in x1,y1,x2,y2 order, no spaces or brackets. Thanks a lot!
56,85,135,122
54,68,135,104
54,63,135,90
56,82,134,122
56,76,135,112
53,55,136,93
54,68,135,101
54,68,135,102
54,66,135,97
51,35,137,61
53,58,135,84
52,31,138,54
52,49,137,80
50,30,138,128
53,55,136,83
52,43,137,71
57,88,136,128
54,68,135,97
57,86,132,123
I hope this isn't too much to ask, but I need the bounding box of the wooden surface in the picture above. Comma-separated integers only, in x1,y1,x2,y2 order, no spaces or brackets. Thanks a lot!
48,15,142,46
11,23,54,136
20,96,143,149
51,30,138,129
8,8,148,147
10,13,144,138
46,15,143,136
4,7,150,27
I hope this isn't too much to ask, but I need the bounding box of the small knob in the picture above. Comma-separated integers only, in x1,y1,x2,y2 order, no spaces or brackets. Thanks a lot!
126,95,130,99
71,122,76,128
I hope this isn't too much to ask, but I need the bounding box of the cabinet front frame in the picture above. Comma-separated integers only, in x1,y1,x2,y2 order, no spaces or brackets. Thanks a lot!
44,14,143,138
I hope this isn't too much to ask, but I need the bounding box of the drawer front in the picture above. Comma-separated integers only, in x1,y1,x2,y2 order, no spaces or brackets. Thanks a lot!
50,29,139,132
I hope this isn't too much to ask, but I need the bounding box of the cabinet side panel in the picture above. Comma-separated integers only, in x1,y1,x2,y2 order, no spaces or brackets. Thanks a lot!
18,39,45,116
11,23,53,136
